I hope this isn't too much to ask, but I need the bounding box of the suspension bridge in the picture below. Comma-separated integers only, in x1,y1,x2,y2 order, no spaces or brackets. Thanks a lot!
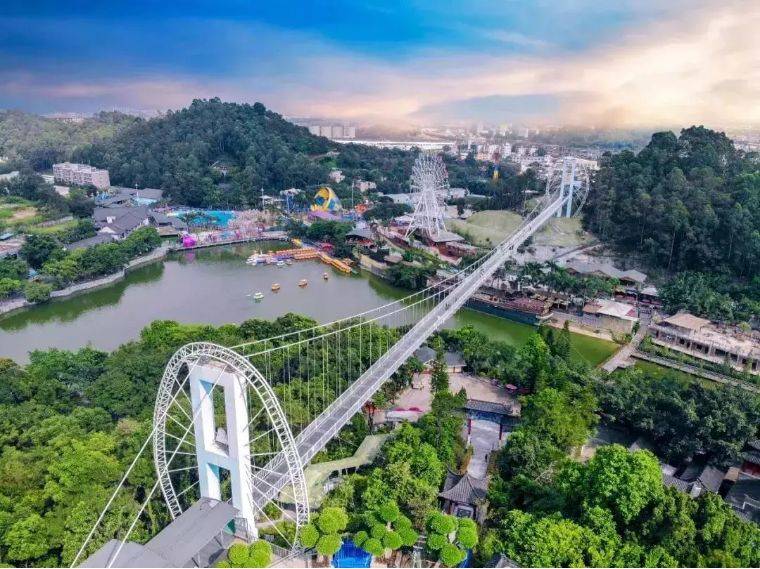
75,156,589,568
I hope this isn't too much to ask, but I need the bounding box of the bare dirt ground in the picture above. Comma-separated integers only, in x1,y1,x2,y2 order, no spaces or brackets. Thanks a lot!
392,372,519,413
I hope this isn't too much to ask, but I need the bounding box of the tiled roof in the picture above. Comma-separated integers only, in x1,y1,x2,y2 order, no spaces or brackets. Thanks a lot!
488,554,520,568
65,234,116,251
725,475,760,523
439,469,488,505
663,473,691,493
564,259,647,283
742,449,760,466
465,399,513,416
662,312,711,331
697,466,726,493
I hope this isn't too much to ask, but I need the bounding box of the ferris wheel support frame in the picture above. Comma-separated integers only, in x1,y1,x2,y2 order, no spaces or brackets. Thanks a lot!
153,342,309,547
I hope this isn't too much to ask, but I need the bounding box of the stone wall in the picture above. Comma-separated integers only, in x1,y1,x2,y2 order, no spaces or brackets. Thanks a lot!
0,246,169,317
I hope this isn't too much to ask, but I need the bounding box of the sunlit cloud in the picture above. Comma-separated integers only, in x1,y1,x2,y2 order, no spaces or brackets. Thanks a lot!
0,0,757,127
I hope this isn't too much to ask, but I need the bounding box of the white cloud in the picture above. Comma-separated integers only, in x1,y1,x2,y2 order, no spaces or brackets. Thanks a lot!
2,0,758,128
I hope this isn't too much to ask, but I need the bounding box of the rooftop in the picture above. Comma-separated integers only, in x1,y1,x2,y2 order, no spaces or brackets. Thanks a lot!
439,469,488,505
464,399,514,416
65,234,116,251
82,498,237,568
661,312,711,331
564,259,647,284
425,229,465,243
583,298,638,321
724,474,760,523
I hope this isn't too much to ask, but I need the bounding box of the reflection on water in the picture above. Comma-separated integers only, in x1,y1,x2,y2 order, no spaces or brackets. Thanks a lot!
0,263,165,331
0,242,617,365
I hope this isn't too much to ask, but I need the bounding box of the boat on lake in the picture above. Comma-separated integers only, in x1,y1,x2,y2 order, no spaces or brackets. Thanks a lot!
271,283,281,292
298,279,308,287
248,291,264,301
246,253,266,265
276,260,285,267
323,272,329,280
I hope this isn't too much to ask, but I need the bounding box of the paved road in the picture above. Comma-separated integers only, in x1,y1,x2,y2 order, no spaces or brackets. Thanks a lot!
465,420,504,478
601,312,651,372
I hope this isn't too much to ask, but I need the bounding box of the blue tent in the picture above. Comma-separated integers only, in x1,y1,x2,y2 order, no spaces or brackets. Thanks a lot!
332,540,372,568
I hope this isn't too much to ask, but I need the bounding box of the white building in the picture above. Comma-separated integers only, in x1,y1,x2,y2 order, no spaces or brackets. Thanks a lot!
53,162,110,189
304,124,356,140
329,169,345,183
355,180,377,192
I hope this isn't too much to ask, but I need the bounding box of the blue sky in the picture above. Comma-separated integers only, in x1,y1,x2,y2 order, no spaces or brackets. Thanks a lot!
1,0,758,126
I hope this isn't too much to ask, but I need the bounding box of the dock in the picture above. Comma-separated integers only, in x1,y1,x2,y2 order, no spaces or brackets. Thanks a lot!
248,246,353,273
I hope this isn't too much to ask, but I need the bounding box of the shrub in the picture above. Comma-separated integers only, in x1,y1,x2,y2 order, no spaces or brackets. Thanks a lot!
426,532,448,551
457,518,478,549
316,534,342,557
362,538,384,557
24,280,52,303
378,501,401,524
0,277,22,299
383,530,403,551
248,540,272,568
398,526,419,547
300,523,319,549
317,507,349,534
353,530,368,547
440,543,466,567
370,524,387,540
227,544,249,566
427,512,457,536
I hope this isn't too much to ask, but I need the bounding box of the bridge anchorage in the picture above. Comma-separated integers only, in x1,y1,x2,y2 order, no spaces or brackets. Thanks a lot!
76,154,580,568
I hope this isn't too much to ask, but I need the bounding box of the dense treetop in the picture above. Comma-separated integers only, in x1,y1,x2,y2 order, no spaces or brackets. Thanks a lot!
584,126,760,278
0,110,139,171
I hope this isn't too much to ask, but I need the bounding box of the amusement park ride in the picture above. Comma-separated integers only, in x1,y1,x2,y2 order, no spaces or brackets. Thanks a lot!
76,155,590,568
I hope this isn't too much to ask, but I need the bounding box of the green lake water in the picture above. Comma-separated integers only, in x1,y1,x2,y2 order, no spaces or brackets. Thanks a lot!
0,243,618,365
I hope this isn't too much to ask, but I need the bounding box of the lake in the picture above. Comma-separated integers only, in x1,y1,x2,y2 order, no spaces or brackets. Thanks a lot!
0,243,618,365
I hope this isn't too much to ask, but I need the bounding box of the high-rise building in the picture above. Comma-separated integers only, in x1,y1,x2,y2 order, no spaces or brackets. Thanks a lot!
53,162,110,189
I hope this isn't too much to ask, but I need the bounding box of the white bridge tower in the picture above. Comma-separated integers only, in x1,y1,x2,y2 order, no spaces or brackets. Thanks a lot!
189,360,257,538
548,157,591,218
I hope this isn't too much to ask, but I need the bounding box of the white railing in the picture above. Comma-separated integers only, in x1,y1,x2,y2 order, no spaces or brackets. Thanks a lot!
248,193,569,508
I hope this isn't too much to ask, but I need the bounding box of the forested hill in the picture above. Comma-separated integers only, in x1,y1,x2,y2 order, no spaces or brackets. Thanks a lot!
584,127,760,278
71,98,418,208
0,110,139,171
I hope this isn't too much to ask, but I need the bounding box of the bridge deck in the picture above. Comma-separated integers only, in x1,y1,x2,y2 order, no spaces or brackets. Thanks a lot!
249,193,569,508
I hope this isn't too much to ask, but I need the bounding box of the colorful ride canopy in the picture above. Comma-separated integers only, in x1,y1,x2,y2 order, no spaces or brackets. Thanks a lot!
311,186,342,212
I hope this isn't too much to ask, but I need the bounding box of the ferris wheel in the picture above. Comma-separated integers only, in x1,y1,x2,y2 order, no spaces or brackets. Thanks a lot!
152,342,309,551
545,157,591,217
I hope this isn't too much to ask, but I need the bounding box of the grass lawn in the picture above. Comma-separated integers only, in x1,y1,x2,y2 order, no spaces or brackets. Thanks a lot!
0,198,43,230
449,210,523,246
451,307,619,367
450,210,593,248
633,361,716,388
27,219,80,235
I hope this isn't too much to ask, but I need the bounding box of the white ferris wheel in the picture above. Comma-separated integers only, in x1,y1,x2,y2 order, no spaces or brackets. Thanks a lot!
152,342,309,552
405,152,449,238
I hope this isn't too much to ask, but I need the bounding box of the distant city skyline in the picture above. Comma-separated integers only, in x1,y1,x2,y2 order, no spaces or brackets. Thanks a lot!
1,0,758,129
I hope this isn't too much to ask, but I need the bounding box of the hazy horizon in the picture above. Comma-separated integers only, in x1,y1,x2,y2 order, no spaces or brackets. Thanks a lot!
1,0,759,129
